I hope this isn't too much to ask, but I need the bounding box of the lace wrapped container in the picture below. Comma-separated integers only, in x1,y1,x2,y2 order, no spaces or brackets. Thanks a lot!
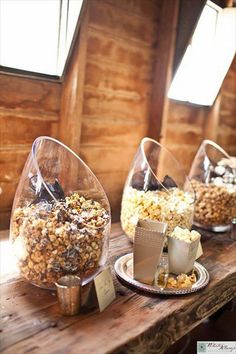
189,139,236,232
120,137,195,242
10,137,111,289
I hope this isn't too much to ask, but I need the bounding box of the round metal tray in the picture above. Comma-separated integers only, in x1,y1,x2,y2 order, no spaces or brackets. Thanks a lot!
114,253,210,295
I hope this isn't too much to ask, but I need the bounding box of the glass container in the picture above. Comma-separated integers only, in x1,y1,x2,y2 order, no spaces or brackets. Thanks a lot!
10,136,111,289
189,139,236,232
120,137,195,242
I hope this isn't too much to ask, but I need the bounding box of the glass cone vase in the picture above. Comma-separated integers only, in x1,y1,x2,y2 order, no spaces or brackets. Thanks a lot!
10,136,111,289
120,137,195,242
189,139,236,232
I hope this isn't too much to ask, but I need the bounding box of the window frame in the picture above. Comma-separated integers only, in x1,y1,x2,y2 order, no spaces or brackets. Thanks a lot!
168,0,236,107
0,0,86,82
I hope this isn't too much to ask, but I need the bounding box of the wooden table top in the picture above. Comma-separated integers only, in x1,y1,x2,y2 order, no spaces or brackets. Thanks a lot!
0,223,236,354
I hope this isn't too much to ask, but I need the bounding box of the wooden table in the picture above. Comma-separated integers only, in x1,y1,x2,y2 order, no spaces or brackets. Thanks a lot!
1,224,236,354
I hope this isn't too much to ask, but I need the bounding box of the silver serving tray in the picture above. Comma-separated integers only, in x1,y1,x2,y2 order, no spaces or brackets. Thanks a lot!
114,253,210,295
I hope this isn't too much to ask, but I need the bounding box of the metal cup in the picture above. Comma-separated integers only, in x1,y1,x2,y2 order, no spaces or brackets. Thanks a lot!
55,275,81,316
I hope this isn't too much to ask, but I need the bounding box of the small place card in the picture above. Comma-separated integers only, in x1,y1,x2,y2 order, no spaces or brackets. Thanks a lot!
84,267,116,312
94,267,116,312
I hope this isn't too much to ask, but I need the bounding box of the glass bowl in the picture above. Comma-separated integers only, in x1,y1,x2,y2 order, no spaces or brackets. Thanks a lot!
120,137,195,242
189,139,236,232
10,136,111,289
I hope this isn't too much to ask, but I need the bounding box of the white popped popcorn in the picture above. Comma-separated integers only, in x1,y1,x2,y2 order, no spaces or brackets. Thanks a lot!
121,187,194,241
170,226,201,243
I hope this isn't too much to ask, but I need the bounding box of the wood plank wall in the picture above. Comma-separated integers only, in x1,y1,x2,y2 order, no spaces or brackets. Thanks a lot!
0,0,235,229
0,76,61,228
161,99,208,173
217,55,236,156
77,0,161,220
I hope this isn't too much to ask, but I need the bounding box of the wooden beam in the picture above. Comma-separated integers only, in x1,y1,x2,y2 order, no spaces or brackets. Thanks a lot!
59,2,89,153
148,0,179,141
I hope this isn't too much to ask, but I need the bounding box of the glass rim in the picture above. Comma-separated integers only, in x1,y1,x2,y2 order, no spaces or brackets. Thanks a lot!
140,137,195,197
201,139,230,159
55,275,81,289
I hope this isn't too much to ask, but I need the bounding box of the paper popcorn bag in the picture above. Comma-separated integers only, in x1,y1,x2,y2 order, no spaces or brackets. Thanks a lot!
168,229,201,275
133,219,167,285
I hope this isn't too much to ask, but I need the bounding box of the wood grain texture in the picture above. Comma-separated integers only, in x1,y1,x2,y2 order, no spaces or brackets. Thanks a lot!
0,73,61,228
0,209,11,230
103,0,161,20
0,107,58,122
84,59,152,100
81,119,149,146
168,144,199,174
0,182,18,210
148,0,179,140
165,101,206,125
79,146,136,174
165,122,203,145
216,55,236,156
89,1,158,46
82,88,151,122
0,74,61,113
0,116,56,146
203,94,221,142
0,223,236,354
0,149,30,183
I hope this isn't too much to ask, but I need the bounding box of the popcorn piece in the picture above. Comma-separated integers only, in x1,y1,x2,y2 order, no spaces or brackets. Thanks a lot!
165,272,197,289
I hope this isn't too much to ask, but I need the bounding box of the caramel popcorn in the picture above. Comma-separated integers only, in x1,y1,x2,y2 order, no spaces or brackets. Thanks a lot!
157,271,197,289
11,193,110,288
121,187,194,241
166,272,197,289
191,180,236,226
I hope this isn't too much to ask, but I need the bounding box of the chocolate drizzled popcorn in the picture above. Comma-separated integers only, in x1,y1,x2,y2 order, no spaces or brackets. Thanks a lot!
11,193,109,288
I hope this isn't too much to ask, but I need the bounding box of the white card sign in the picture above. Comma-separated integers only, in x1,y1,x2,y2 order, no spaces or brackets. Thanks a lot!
84,267,116,312
94,267,116,312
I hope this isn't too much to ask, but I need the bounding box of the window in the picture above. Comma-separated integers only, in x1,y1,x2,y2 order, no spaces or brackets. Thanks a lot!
168,1,236,106
0,0,84,77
